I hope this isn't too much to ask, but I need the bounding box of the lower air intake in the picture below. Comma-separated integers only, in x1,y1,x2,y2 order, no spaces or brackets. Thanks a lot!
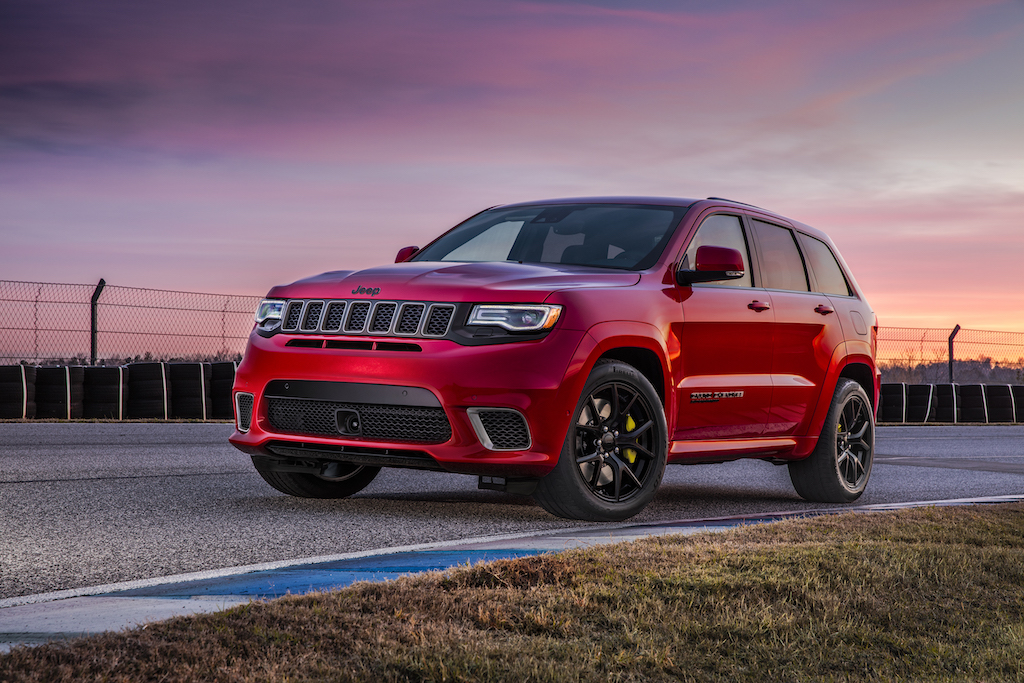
267,397,452,444
235,392,254,432
468,408,531,450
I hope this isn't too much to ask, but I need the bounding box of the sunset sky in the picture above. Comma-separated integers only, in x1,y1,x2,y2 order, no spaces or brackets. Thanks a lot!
2,0,1023,331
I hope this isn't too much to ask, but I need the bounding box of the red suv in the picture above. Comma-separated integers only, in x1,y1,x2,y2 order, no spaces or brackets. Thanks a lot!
230,197,878,521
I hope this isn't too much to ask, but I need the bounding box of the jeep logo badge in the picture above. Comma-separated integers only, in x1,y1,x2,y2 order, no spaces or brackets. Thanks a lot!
351,286,381,296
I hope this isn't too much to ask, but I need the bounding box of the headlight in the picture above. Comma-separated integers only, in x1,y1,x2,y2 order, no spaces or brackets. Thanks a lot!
255,299,286,324
467,304,562,332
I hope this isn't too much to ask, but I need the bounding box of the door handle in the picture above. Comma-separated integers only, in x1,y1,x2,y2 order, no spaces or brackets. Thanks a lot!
814,304,834,315
748,301,771,312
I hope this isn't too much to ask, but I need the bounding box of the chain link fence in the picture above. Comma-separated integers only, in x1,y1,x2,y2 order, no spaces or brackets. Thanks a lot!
1,280,261,365
878,327,1024,384
3,279,1024,383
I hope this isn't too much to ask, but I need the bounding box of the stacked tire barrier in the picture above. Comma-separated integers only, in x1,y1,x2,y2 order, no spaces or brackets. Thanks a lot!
169,362,212,419
83,366,129,419
36,366,85,419
0,365,36,419
879,382,1024,423
0,362,235,420
210,362,237,420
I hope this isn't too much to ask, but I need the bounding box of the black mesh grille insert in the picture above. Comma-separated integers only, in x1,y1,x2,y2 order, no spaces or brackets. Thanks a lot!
370,303,397,333
346,302,371,331
301,301,324,331
284,302,303,330
323,302,346,331
397,303,424,334
425,305,455,336
477,410,530,449
267,397,452,444
236,393,254,432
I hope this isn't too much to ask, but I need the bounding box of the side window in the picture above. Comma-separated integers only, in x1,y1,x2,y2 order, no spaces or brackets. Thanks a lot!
680,214,752,287
751,220,809,292
797,233,851,296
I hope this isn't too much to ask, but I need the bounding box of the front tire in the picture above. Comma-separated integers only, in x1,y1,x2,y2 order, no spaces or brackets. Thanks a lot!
254,460,381,499
535,360,667,521
789,378,874,503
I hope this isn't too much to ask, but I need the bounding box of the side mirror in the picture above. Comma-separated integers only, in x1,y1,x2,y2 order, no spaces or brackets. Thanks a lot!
676,245,745,286
395,246,420,263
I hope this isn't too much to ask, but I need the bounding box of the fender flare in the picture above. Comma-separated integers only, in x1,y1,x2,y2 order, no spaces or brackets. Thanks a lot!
556,320,675,433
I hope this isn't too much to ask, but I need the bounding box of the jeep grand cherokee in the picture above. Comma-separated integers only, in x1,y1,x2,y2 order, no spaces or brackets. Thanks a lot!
230,197,878,521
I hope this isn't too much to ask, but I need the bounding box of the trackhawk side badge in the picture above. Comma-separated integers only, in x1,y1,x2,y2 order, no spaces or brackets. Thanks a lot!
690,391,744,403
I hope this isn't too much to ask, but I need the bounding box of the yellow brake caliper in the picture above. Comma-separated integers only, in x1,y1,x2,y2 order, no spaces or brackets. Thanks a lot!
624,415,637,464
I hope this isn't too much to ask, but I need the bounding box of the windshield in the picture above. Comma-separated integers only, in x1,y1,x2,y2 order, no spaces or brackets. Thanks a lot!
411,203,687,270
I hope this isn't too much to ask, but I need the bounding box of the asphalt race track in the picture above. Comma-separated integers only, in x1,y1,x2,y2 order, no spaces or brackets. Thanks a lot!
2,423,1023,600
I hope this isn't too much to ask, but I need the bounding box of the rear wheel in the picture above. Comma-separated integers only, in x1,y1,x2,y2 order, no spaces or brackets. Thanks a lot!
535,360,667,521
789,378,874,503
254,461,381,499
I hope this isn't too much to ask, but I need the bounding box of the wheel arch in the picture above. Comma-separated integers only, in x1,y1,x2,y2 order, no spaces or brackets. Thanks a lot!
838,362,877,411
597,346,666,405
564,321,675,434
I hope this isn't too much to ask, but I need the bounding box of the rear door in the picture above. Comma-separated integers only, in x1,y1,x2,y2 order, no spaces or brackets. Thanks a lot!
748,219,847,437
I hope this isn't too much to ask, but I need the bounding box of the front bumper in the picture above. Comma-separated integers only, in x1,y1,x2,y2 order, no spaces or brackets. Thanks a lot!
228,326,588,478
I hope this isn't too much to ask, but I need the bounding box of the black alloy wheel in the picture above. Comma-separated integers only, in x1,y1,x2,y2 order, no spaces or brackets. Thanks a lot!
789,378,874,503
835,392,873,491
535,360,667,521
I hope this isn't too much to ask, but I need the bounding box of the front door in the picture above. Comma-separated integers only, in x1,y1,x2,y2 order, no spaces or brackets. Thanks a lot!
674,213,774,440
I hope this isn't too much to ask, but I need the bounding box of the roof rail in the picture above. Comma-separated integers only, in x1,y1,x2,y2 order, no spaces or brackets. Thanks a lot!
706,197,765,210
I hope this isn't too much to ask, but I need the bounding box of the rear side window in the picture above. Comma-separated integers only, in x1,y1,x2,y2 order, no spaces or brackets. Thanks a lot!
680,214,752,287
751,220,808,292
798,233,851,296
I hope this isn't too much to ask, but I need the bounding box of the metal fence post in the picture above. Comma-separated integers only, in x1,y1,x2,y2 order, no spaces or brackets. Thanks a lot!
948,324,961,384
90,278,106,366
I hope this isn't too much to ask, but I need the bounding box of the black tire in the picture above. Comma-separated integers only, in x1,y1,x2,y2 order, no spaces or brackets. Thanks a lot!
534,360,667,521
253,459,381,499
789,378,874,503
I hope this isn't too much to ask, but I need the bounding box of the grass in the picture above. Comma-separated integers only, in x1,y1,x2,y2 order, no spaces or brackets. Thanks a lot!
4,504,1024,682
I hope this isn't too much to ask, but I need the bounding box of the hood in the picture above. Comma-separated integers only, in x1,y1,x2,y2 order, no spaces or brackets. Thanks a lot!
266,261,640,302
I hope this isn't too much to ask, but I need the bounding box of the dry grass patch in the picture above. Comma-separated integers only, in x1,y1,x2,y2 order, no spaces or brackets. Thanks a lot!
4,504,1024,682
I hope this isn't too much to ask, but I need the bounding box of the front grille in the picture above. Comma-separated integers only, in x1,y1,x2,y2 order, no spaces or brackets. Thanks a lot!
426,305,455,336
283,302,303,330
235,392,254,432
323,302,346,331
276,299,456,339
301,301,324,331
346,302,371,332
370,302,397,332
267,397,452,444
397,303,424,334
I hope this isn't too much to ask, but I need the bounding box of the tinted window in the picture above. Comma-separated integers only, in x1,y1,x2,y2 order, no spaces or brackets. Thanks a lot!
751,220,808,292
798,233,851,296
413,204,686,270
680,214,752,287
